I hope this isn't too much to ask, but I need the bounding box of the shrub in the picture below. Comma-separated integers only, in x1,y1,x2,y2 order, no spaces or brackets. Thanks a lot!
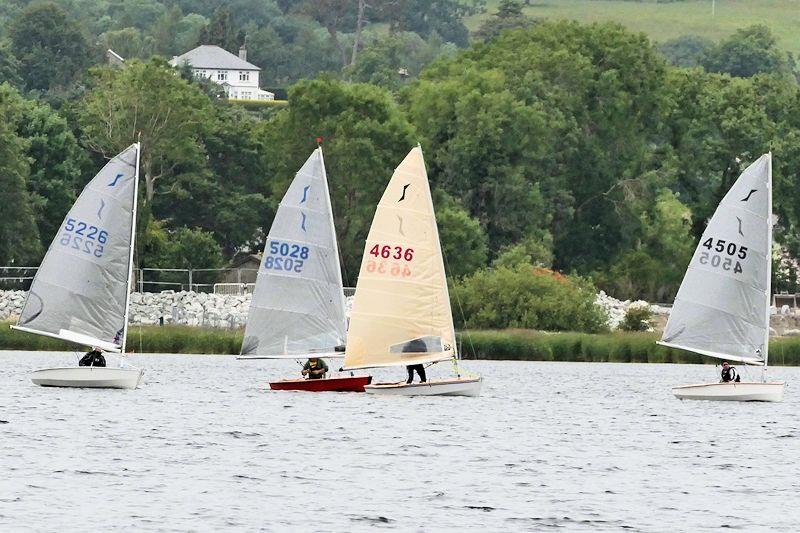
620,303,653,332
451,265,609,333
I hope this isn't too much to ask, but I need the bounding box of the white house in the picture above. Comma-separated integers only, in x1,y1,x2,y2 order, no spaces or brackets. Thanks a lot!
170,45,274,101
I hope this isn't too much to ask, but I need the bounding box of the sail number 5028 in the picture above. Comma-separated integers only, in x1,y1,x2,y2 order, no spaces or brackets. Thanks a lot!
369,244,414,261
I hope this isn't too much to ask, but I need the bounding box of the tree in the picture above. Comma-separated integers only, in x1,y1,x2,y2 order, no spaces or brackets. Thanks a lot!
406,21,670,271
98,27,156,60
435,195,488,278
451,265,608,332
474,0,536,42
658,35,713,68
79,58,213,203
9,2,90,91
256,77,416,283
0,40,22,88
702,25,791,78
0,117,41,265
0,83,90,252
197,8,243,52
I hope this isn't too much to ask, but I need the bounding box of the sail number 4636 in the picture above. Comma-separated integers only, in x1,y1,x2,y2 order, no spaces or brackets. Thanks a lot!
369,244,414,261
700,237,746,274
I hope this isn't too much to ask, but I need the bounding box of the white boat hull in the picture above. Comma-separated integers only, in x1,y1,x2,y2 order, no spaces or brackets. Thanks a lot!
31,367,143,390
364,377,482,397
672,381,785,402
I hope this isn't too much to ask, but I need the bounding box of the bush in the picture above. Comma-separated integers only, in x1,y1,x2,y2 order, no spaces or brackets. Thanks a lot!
620,303,653,332
451,265,609,333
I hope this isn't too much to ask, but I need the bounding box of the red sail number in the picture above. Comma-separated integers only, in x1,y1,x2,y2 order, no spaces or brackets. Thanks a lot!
369,244,414,261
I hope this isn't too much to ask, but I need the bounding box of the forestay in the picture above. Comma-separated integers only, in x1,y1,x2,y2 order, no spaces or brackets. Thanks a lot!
14,144,139,352
240,148,347,357
659,154,772,365
343,146,456,370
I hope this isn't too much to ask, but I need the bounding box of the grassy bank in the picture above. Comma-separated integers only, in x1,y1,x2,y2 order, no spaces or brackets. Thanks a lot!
466,1,800,54
2,322,797,365
0,322,242,355
458,330,800,366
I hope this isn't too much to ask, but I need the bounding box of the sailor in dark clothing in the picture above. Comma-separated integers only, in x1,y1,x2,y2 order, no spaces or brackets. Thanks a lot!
720,361,740,383
302,357,328,379
406,364,427,384
404,338,428,384
79,347,106,367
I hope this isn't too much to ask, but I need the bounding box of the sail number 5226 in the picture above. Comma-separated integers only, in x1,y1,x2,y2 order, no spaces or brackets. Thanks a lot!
369,244,414,261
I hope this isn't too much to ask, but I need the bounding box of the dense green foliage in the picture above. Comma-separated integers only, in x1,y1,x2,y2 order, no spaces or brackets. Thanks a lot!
620,304,654,332
3,2,800,321
452,266,609,333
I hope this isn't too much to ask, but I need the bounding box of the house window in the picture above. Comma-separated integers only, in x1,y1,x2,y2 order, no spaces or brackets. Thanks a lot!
195,70,207,78
239,71,249,82
241,91,252,99
217,71,227,81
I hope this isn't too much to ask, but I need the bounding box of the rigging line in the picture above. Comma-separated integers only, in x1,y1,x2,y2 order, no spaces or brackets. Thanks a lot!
441,242,477,360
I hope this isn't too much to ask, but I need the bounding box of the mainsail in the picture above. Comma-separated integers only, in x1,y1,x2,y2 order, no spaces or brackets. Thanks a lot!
342,146,456,370
240,148,347,357
659,153,772,365
13,143,140,352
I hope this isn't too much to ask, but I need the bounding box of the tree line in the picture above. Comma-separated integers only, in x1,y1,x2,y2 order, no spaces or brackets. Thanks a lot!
2,2,800,320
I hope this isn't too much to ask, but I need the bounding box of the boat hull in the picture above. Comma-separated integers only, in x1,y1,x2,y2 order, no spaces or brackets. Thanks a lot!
672,381,785,402
31,367,143,390
364,376,482,397
269,375,372,392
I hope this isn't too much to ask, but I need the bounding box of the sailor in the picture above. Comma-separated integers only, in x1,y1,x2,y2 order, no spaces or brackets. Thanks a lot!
406,364,427,384
302,357,328,379
79,347,106,367
404,338,429,384
720,361,740,383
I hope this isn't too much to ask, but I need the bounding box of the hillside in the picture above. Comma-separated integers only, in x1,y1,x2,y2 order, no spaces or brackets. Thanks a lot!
466,0,800,53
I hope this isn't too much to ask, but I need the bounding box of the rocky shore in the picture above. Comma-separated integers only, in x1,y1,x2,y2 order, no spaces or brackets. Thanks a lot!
1,289,799,334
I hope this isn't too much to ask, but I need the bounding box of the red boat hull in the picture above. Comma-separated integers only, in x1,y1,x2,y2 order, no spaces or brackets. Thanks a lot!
269,375,372,392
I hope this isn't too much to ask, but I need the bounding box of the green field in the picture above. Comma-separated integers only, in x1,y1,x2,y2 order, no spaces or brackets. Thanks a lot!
2,322,798,366
466,1,800,52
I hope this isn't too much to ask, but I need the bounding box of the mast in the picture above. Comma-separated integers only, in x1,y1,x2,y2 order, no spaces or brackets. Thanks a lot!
418,143,457,358
763,152,773,381
121,141,141,354
318,144,347,342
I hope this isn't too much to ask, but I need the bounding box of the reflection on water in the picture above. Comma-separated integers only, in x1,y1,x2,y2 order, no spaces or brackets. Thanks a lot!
1,352,799,532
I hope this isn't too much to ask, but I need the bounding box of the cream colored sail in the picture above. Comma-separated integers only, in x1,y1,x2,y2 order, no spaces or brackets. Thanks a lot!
343,146,456,370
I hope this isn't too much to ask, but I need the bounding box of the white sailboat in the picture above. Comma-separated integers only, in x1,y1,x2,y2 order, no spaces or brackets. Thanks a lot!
658,153,785,402
238,147,371,392
342,146,482,396
12,143,143,389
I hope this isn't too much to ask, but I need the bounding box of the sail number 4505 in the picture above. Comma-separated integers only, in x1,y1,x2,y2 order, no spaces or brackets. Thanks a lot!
699,237,746,274
369,244,414,261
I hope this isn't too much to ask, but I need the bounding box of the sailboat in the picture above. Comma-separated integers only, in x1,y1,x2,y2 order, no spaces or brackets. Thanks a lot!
238,146,372,392
341,146,482,396
658,153,785,402
12,143,144,389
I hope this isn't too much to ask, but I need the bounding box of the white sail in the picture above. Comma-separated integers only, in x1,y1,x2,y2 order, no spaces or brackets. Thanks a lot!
240,148,347,357
342,146,456,370
13,144,140,352
659,153,772,365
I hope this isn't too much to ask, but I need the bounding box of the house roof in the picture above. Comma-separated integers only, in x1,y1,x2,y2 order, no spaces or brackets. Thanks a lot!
170,45,260,71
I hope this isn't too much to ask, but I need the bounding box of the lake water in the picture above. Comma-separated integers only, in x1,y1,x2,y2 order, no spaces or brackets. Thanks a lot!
1,351,798,532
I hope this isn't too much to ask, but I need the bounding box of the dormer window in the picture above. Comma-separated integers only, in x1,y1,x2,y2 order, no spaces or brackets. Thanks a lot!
217,71,227,81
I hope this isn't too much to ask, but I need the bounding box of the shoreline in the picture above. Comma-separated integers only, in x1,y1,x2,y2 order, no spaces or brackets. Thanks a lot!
2,323,797,366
